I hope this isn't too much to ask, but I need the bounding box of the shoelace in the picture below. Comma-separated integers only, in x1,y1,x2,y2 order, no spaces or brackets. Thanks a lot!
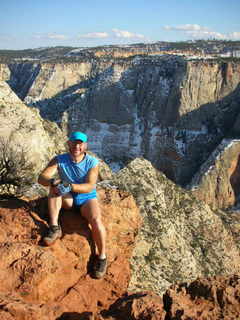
48,226,60,235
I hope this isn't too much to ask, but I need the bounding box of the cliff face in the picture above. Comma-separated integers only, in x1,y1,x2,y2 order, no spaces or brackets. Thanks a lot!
187,139,240,209
0,63,10,81
1,57,240,184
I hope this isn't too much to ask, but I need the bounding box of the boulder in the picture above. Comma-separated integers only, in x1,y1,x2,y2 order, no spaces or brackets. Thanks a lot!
163,274,240,320
0,81,66,196
109,158,240,295
1,162,240,318
0,293,58,320
99,275,240,320
101,291,165,320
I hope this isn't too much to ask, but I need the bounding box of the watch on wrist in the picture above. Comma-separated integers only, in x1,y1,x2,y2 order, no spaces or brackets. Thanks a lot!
50,178,58,187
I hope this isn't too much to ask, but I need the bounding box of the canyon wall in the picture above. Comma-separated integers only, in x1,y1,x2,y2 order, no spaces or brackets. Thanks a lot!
1,56,240,184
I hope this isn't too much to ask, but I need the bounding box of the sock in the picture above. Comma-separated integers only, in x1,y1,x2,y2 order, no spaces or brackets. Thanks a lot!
99,254,106,260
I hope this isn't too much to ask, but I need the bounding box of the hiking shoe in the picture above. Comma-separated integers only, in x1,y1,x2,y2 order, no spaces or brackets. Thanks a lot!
92,256,107,279
43,225,62,246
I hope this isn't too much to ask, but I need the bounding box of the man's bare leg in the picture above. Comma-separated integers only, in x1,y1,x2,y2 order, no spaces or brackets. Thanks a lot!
48,188,73,225
81,198,106,258
81,198,107,278
44,189,73,246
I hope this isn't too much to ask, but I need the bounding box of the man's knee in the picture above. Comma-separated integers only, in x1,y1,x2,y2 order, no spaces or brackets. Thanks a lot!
88,214,105,231
81,204,100,221
90,214,101,224
62,193,73,210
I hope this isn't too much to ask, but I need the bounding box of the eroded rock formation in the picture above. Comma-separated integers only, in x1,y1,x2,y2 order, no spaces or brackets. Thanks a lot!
0,81,67,195
1,57,240,184
163,274,240,320
101,275,240,320
1,49,240,318
107,158,240,295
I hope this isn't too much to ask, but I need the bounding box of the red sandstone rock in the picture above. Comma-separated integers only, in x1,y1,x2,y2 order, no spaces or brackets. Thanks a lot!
0,188,141,318
100,291,165,320
0,293,60,320
164,275,240,320
1,191,240,319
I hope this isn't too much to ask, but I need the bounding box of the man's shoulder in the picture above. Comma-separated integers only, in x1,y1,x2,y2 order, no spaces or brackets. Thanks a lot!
85,153,99,167
86,153,98,161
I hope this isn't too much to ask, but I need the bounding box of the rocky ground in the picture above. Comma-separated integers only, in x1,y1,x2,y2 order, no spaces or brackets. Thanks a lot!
0,191,240,320
0,187,140,319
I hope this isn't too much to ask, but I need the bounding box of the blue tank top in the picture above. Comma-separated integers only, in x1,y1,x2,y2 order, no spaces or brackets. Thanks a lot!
56,153,99,200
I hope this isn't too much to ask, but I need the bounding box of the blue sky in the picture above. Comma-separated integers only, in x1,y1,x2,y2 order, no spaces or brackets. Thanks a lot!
1,0,240,50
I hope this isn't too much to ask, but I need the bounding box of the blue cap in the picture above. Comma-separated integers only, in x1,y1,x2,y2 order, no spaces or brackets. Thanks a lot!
69,131,88,142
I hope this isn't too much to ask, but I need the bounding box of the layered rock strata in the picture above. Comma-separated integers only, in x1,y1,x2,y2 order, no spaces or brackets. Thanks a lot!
1,58,240,184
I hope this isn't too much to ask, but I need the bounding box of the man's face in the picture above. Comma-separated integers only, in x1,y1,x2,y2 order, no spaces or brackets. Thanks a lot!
68,140,87,156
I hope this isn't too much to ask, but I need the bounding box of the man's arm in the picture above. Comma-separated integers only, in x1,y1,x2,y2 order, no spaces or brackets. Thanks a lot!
71,165,99,194
38,157,59,187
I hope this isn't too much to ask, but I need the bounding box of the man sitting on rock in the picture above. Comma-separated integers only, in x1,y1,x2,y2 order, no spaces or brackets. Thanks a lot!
38,131,107,279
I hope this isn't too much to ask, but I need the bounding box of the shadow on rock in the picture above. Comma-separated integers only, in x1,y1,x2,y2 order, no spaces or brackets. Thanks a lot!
101,291,165,320
0,195,29,209
57,311,94,320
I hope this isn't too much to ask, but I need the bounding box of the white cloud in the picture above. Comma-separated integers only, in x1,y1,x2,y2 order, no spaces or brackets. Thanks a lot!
164,24,227,39
112,28,145,39
164,24,208,32
229,32,240,39
188,30,226,39
33,33,68,40
47,33,68,40
77,32,109,39
76,29,146,42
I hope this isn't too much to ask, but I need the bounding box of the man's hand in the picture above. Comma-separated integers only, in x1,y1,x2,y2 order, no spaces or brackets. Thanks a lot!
56,182,72,196
50,178,61,187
